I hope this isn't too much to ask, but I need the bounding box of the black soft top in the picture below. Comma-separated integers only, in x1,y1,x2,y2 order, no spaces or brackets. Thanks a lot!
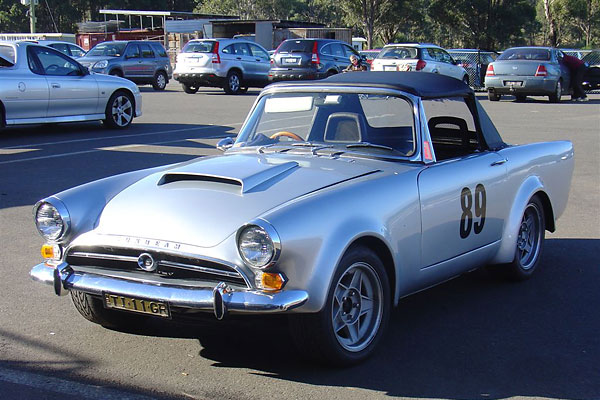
269,71,473,99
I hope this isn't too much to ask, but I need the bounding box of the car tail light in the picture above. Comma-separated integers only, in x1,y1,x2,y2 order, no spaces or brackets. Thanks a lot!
416,59,426,71
311,41,320,65
535,64,547,77
486,64,495,76
211,41,221,64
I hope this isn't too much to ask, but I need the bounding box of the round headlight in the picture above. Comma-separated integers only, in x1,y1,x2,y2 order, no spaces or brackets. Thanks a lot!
94,60,108,69
35,202,66,241
238,225,276,268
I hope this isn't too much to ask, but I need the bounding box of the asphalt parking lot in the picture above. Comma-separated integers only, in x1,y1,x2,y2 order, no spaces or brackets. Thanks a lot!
0,82,599,400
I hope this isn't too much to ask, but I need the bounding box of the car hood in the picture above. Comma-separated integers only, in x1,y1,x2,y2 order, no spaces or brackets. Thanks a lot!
78,56,114,64
95,153,382,247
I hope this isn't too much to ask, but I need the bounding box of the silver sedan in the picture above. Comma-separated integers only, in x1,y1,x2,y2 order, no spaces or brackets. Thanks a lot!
0,41,142,129
485,46,571,102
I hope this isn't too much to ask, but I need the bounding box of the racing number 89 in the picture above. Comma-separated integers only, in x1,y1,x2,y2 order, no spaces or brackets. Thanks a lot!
460,184,486,239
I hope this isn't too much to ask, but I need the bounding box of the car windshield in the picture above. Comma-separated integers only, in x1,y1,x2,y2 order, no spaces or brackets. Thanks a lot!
277,40,314,54
378,47,418,59
87,43,126,57
582,51,600,65
498,48,550,61
233,92,416,158
182,41,216,53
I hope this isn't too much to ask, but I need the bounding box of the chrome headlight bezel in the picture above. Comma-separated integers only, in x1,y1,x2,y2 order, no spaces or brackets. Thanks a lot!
236,220,281,269
93,60,108,69
33,198,71,243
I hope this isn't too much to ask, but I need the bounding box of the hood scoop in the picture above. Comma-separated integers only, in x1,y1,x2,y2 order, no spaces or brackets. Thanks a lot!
158,160,299,194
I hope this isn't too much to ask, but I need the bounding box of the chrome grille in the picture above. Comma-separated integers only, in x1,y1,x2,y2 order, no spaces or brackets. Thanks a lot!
66,246,247,286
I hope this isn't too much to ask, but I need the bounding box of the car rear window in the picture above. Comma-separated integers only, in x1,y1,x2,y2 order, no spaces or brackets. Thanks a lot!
583,51,600,65
498,48,550,61
277,40,314,54
378,47,418,59
0,45,15,65
182,41,216,53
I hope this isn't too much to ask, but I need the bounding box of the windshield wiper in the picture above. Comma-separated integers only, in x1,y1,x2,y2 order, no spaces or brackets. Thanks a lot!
346,142,395,151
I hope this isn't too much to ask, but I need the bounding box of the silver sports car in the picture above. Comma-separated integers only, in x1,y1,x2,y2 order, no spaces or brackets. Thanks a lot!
30,72,573,365
0,41,142,129
485,46,571,102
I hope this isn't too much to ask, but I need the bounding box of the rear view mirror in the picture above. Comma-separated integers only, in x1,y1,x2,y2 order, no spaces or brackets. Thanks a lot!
217,137,234,151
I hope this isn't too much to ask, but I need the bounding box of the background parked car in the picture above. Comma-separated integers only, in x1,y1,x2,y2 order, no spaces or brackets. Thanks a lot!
582,50,600,91
371,43,469,85
173,38,270,95
448,49,497,88
31,40,87,58
78,40,172,91
268,38,361,81
485,46,570,102
359,49,381,70
0,41,141,129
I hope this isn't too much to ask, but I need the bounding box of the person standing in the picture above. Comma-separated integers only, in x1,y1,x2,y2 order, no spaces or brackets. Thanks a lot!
561,53,589,101
344,55,367,72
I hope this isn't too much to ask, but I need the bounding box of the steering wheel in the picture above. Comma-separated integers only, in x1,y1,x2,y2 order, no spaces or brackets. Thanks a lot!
45,64,60,73
269,131,303,141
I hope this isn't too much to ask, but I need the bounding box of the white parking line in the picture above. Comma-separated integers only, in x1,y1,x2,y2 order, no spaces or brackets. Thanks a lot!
2,123,242,150
0,366,158,400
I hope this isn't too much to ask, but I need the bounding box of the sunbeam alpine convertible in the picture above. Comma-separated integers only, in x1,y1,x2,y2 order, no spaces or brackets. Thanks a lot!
30,72,573,365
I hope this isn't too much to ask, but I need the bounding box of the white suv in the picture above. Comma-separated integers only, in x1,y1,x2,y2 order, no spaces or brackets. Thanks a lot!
371,43,469,84
173,38,271,95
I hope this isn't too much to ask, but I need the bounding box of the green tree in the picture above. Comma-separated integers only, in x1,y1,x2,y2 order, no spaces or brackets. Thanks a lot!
0,0,29,32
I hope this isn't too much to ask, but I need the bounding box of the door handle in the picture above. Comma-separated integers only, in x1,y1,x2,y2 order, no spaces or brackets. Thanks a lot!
236,57,242,60
490,158,508,166
51,83,61,89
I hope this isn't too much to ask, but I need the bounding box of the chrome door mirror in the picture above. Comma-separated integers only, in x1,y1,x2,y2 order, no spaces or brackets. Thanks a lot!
216,137,234,151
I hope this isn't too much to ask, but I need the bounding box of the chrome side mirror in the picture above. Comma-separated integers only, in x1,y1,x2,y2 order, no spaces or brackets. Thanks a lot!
216,137,234,152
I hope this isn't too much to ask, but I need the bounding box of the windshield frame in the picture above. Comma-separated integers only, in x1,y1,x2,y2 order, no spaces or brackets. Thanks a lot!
228,85,425,163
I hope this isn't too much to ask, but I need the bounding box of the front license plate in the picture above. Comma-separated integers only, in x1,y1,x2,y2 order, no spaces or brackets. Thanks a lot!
505,81,523,87
103,292,171,318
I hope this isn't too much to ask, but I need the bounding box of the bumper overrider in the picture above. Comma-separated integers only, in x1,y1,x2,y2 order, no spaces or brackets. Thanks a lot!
30,262,308,320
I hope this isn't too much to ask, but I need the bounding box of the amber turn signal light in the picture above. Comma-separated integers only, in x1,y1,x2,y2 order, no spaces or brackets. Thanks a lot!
260,272,286,291
41,244,60,260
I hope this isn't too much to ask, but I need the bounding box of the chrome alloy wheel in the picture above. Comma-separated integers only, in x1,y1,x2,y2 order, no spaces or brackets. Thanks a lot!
111,95,133,127
156,73,166,89
228,74,240,92
517,202,543,270
331,262,383,352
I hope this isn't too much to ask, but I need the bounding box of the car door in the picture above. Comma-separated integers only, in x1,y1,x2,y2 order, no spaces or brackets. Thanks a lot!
555,50,571,90
342,44,360,65
232,42,255,80
138,43,156,78
328,43,347,70
439,49,464,79
248,43,271,84
2,46,49,121
28,45,98,118
122,44,142,78
417,98,508,280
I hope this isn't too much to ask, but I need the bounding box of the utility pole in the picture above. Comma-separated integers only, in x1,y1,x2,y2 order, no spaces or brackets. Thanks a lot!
21,0,37,33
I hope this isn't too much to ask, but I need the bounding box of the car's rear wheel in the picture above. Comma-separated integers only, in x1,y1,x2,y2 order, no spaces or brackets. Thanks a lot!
238,87,249,94
289,246,390,366
103,90,134,129
488,90,501,101
224,70,242,94
503,196,545,281
549,80,562,103
152,71,168,90
182,83,199,94
71,290,148,329
515,94,527,102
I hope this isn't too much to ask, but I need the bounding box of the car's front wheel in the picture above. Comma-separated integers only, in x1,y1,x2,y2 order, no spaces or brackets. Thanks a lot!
182,83,199,94
462,75,470,86
549,80,562,103
504,196,546,280
152,71,168,90
71,290,148,329
488,90,501,101
103,90,134,129
223,70,242,94
289,246,390,366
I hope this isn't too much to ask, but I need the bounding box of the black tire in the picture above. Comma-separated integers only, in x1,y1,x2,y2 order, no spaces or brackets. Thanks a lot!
152,71,168,91
103,90,134,129
462,75,470,86
182,83,199,94
238,87,249,94
515,94,527,102
223,70,242,94
326,70,337,77
549,80,562,103
488,91,501,101
503,196,546,281
70,290,147,329
109,69,123,78
288,246,390,366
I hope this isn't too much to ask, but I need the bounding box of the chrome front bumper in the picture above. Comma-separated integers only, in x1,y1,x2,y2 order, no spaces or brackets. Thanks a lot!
30,263,308,319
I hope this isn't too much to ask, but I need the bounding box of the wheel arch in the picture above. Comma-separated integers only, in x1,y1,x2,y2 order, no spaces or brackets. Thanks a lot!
107,87,137,114
108,67,124,76
228,67,243,79
491,175,555,265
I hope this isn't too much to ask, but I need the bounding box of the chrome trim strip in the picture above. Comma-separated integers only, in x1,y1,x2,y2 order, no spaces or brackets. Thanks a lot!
69,251,138,263
159,260,242,279
30,263,308,313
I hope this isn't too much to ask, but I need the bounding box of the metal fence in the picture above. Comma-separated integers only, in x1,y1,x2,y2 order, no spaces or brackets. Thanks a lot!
447,50,497,90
